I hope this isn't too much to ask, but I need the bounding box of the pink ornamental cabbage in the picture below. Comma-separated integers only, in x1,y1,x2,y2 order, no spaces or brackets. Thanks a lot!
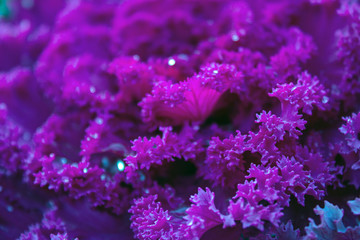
0,0,360,239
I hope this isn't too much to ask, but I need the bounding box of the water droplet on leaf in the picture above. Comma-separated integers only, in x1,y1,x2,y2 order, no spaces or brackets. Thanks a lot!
168,59,176,66
117,160,125,171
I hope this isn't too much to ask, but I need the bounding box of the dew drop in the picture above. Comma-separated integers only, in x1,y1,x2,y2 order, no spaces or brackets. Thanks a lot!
117,160,125,171
133,55,140,61
139,172,146,181
101,174,106,181
322,96,329,104
101,157,110,168
7,205,13,212
60,157,68,164
95,117,103,125
231,34,239,42
90,133,99,139
168,58,176,66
